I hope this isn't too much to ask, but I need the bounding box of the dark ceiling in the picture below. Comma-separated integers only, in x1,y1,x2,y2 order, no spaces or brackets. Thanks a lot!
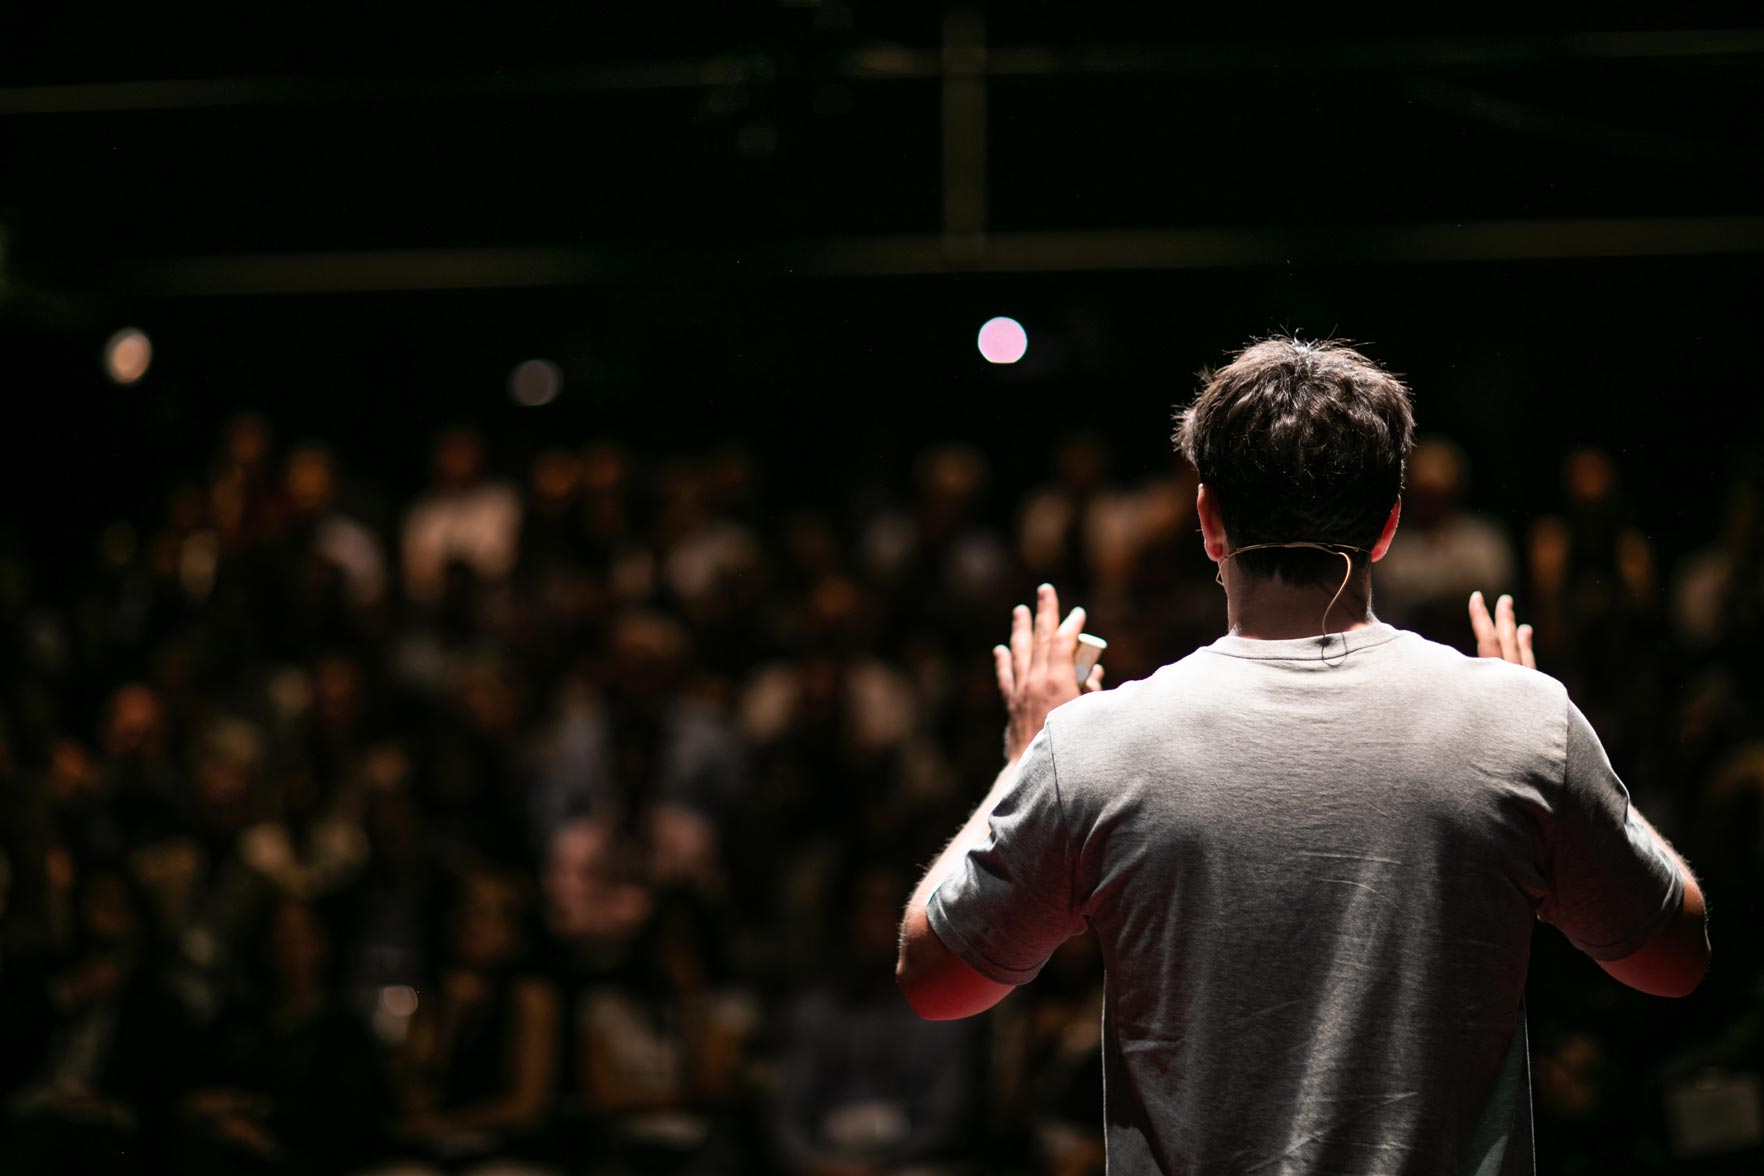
2,8,1759,282
0,7,1759,559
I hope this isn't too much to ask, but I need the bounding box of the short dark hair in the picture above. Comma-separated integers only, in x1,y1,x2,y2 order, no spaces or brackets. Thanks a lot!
1175,337,1415,584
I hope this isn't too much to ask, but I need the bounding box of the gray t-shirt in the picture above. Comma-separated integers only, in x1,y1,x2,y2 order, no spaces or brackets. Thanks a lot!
926,622,1682,1175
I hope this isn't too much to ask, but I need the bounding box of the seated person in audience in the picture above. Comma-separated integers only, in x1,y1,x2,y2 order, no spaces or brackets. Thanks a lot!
370,865,561,1176
576,887,757,1175
402,428,523,609
178,897,390,1175
769,864,981,1176
1,862,196,1175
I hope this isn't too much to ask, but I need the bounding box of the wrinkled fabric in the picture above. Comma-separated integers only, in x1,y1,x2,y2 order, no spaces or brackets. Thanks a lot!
928,623,1681,1175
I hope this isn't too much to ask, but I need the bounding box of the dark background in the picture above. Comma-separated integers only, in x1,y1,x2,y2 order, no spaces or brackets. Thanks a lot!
0,5,1760,1174
2,7,1759,544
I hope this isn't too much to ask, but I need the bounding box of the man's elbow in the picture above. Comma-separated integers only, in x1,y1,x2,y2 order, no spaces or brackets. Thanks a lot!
896,944,961,1021
896,957,936,1020
1668,957,1710,999
1597,885,1711,999
895,913,1013,1021
1660,880,1714,998
1629,946,1709,999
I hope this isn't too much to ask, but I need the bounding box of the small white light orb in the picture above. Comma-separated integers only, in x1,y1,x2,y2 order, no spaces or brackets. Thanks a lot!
104,327,153,384
378,985,420,1017
977,316,1028,364
509,358,562,407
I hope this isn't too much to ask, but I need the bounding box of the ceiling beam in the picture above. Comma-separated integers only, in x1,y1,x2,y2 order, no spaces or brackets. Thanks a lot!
22,217,1761,296
1,30,1759,116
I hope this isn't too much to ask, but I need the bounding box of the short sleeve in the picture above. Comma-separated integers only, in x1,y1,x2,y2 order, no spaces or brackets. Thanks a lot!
1538,700,1684,961
924,726,1086,985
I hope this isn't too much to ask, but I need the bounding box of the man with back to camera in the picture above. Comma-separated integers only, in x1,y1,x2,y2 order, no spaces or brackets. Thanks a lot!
895,338,1710,1174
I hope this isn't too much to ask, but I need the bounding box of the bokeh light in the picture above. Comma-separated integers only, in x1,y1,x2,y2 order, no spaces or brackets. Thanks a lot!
509,358,562,407
103,327,153,384
378,985,420,1017
977,316,1028,364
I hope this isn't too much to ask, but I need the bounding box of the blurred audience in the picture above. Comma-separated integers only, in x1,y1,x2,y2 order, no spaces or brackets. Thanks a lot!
1,862,195,1174
767,864,981,1175
179,897,389,1175
0,417,1756,1173
403,429,522,608
374,865,560,1176
575,888,756,1174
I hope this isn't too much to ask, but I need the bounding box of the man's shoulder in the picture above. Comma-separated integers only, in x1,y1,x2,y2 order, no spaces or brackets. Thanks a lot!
1045,628,1570,749
1383,627,1568,708
1042,652,1214,752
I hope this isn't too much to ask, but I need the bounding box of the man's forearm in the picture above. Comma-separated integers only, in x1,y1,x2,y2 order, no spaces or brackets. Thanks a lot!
907,755,1023,915
898,584,1089,1021
1598,807,1711,997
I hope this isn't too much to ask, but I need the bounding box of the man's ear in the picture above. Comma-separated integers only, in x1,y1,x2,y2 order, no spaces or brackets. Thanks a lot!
1197,484,1229,562
1370,499,1402,562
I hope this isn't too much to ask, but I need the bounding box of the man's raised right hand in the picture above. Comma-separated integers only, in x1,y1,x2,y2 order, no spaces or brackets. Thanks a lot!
994,583,1103,764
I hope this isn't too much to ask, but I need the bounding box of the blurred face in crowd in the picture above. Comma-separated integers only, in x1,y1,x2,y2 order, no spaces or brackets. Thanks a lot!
285,446,337,516
82,871,139,946
1056,435,1107,493
270,900,331,990
313,656,364,729
104,683,165,760
782,513,839,579
196,746,257,830
920,446,986,523
168,483,208,534
659,463,709,535
454,871,524,971
1405,440,1467,529
45,739,101,801
454,663,520,736
850,868,904,966
607,612,688,702
433,429,485,490
580,442,626,491
1565,448,1617,507
580,442,629,538
703,447,755,513
530,448,580,511
544,818,653,943
360,745,417,849
223,414,272,475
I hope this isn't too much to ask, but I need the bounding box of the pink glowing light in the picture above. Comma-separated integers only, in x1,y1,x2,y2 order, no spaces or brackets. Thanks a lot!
977,316,1028,364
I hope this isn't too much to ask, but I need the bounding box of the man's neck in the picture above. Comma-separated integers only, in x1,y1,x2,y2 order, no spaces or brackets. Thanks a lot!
1223,569,1379,641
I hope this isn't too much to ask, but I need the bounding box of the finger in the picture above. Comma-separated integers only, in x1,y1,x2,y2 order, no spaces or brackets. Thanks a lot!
1517,624,1536,670
1055,605,1087,682
1058,606,1086,658
1010,604,1032,689
1468,591,1498,658
993,644,1014,700
1029,583,1058,676
1495,594,1520,664
1084,664,1105,693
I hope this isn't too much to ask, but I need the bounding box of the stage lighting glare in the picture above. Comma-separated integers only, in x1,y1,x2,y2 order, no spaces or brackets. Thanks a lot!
509,358,562,407
977,317,1028,364
104,327,152,384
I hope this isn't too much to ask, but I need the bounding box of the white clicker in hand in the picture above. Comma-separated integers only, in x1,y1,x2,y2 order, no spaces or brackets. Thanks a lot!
1074,632,1107,686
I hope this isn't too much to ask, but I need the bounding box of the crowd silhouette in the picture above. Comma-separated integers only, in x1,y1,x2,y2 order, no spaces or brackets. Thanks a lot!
1,415,1759,1173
